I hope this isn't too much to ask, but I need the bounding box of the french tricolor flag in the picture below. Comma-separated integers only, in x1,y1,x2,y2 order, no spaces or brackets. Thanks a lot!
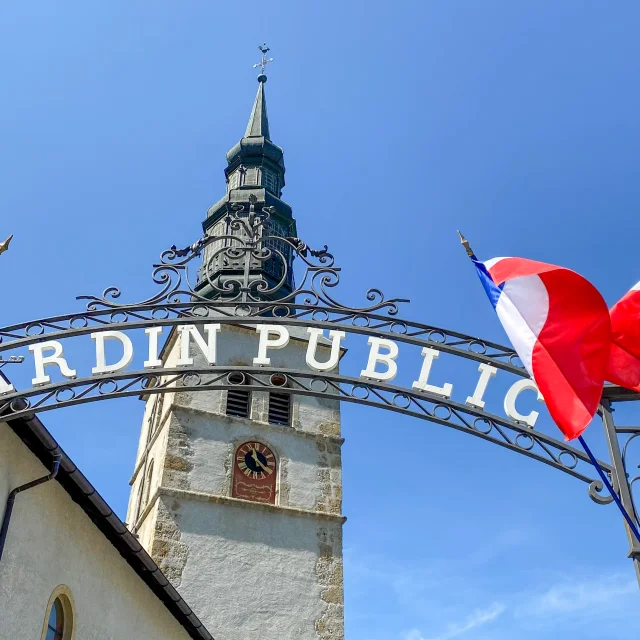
471,254,611,441
608,281,640,392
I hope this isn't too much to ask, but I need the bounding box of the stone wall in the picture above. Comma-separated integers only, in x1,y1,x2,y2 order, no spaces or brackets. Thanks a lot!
128,323,345,639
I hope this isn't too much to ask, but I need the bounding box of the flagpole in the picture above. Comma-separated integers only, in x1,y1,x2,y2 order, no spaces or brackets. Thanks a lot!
578,434,640,546
457,231,640,586
597,400,640,588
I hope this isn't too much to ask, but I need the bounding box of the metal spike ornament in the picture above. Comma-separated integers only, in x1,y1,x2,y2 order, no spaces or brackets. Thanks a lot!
457,230,475,259
0,234,13,256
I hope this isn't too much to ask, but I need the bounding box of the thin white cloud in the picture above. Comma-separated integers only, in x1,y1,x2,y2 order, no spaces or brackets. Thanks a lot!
406,602,506,640
516,574,637,619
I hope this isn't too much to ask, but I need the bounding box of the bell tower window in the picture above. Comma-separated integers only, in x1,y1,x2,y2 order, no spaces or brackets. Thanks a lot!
268,374,291,426
226,372,251,418
227,170,240,191
262,169,279,195
244,167,258,186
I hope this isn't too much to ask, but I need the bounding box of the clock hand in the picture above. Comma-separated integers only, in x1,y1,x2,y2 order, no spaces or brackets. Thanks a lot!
251,448,270,473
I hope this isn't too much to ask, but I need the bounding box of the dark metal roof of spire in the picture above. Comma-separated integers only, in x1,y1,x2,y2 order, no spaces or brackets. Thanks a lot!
225,72,284,169
244,75,270,140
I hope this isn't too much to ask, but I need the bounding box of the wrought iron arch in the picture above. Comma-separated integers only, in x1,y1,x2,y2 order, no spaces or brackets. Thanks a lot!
3,202,640,582
0,365,614,506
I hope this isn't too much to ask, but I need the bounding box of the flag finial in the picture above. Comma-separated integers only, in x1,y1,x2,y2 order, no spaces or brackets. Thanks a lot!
0,234,13,256
457,230,474,259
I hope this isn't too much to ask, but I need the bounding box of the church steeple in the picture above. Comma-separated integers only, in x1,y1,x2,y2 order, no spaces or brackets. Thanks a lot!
129,48,345,640
222,73,286,197
244,76,270,139
198,49,296,301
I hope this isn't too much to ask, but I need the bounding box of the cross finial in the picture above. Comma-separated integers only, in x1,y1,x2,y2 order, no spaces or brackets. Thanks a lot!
253,43,274,75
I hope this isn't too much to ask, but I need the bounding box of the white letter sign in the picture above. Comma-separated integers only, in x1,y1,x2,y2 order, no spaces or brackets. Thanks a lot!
176,324,221,366
360,337,399,382
91,331,134,374
466,363,497,409
0,374,14,394
412,347,453,398
29,340,77,385
254,325,290,365
504,378,544,428
144,326,163,368
306,328,345,372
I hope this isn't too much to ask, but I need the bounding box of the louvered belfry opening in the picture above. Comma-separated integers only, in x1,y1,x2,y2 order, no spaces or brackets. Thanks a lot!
226,372,251,419
268,374,291,426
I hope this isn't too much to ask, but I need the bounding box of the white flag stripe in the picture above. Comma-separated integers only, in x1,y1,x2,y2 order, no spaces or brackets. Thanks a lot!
495,274,549,377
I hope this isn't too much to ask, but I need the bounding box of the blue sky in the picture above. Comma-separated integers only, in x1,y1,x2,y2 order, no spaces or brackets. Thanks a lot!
2,2,640,638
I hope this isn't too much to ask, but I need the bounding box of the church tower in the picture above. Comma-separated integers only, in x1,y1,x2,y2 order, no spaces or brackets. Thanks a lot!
126,58,345,640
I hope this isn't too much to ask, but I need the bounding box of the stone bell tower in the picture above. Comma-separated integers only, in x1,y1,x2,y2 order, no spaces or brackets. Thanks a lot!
126,58,345,640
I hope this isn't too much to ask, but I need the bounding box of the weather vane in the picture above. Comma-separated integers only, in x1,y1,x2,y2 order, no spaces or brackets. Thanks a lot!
253,43,273,75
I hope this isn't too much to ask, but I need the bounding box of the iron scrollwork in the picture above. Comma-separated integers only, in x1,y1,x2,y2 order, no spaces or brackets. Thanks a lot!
0,365,614,491
78,195,407,317
0,195,625,508
621,432,640,521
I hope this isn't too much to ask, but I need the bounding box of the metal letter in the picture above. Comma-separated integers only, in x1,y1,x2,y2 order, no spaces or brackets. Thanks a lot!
360,337,399,382
254,325,290,366
29,340,77,385
176,324,221,366
504,378,544,428
306,328,345,372
144,326,163,368
91,331,134,375
412,347,453,398
466,363,498,409
0,375,14,394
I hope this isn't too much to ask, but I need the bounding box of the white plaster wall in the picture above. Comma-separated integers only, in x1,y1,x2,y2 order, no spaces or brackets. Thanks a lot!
0,422,192,640
126,398,170,537
144,323,342,511
161,323,341,436
169,407,323,510
163,496,342,640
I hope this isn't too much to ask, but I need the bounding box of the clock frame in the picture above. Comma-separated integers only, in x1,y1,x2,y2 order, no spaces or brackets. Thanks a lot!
231,441,277,504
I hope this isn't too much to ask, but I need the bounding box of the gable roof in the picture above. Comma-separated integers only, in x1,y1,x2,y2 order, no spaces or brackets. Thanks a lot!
3,406,214,640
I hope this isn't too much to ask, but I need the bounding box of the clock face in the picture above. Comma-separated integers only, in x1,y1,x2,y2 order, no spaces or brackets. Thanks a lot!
235,442,276,480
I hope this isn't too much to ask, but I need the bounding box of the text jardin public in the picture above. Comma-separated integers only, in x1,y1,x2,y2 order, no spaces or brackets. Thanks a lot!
1,324,544,429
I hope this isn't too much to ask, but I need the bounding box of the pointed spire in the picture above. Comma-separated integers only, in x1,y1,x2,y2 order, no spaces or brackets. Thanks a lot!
245,76,271,140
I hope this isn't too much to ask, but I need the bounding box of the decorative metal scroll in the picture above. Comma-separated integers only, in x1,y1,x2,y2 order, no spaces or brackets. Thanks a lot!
0,365,613,504
0,197,619,506
620,432,640,522
79,196,407,314
0,200,527,378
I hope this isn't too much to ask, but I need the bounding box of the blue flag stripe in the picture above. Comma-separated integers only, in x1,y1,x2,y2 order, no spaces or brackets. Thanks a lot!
472,259,504,309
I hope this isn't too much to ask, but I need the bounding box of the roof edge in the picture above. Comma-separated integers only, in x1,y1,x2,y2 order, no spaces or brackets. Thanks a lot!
1,402,214,640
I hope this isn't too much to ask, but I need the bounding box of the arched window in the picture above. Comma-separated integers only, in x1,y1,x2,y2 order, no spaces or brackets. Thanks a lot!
42,587,74,640
46,599,64,640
